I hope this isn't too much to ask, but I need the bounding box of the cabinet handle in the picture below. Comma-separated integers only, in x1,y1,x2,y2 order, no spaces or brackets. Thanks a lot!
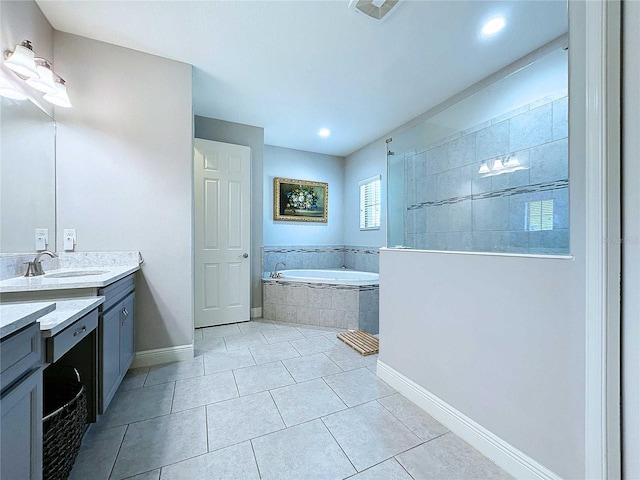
73,326,87,337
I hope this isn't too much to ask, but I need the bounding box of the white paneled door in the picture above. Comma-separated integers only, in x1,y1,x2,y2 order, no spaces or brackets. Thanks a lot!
194,139,251,327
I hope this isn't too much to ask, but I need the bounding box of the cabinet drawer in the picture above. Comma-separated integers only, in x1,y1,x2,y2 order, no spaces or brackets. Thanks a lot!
0,323,41,392
46,310,98,363
98,275,135,312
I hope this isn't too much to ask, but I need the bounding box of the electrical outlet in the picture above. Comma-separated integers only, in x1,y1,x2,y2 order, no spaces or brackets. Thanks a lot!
63,229,76,251
35,228,48,250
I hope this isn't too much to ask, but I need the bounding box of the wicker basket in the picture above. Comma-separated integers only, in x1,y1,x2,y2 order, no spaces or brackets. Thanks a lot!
42,368,87,480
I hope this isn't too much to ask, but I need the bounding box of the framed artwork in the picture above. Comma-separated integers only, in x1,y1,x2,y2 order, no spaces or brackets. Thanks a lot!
274,177,328,222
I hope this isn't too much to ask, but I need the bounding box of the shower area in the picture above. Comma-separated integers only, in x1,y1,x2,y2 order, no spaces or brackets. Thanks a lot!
387,45,569,255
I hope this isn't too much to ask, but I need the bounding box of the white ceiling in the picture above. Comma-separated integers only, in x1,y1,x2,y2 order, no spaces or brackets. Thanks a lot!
36,0,568,157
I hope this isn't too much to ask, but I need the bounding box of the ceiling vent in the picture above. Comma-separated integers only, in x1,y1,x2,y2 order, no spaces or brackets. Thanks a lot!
348,0,402,21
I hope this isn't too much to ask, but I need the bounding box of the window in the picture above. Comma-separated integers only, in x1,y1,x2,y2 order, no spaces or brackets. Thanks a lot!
359,175,381,230
526,199,554,231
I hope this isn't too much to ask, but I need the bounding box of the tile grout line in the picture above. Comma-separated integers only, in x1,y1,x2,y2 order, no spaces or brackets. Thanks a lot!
249,439,263,479
107,423,129,479
267,389,288,428
319,415,358,475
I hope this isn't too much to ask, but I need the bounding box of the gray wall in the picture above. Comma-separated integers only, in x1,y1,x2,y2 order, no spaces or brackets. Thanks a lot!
623,0,639,477
54,33,194,353
194,116,264,312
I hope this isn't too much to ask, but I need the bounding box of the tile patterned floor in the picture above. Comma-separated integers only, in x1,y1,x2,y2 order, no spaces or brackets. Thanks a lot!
69,319,512,480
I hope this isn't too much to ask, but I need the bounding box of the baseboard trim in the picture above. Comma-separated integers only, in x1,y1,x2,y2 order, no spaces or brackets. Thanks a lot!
376,360,562,480
131,344,194,368
251,307,262,318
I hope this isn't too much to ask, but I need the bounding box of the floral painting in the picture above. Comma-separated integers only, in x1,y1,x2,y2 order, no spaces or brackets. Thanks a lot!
274,177,328,222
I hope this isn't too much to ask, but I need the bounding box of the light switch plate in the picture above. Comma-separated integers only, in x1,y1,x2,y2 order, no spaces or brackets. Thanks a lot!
63,229,76,251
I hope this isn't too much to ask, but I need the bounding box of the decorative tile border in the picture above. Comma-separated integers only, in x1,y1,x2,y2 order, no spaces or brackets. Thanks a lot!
407,179,569,211
262,245,381,273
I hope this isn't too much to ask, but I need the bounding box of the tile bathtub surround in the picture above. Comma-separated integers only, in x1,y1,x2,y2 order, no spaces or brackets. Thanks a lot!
70,319,512,479
404,95,569,255
262,245,380,274
262,281,379,333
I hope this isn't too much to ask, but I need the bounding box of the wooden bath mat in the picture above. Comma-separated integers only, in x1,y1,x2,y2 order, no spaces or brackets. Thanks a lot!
337,330,379,356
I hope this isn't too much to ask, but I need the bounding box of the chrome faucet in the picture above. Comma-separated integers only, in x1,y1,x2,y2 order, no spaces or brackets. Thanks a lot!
24,250,58,277
270,261,286,279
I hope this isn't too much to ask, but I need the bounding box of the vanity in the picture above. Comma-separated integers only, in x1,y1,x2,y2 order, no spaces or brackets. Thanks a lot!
0,253,140,479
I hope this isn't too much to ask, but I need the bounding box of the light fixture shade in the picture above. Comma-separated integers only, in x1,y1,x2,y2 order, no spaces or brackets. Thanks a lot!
43,78,72,108
25,61,57,94
491,159,505,171
4,42,39,78
478,163,490,174
505,156,521,168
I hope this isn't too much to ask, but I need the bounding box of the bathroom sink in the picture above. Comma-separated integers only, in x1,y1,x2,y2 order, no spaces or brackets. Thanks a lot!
45,270,109,278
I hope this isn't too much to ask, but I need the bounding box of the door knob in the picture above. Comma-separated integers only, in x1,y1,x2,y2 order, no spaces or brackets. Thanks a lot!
242,253,249,258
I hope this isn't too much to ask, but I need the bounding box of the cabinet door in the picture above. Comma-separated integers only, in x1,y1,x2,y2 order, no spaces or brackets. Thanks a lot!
0,368,43,480
100,306,120,413
119,292,135,375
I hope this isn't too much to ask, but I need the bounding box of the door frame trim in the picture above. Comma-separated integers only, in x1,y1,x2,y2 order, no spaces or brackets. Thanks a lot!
583,0,621,477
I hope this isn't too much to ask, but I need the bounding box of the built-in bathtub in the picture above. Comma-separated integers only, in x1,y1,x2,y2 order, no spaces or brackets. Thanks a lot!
262,269,379,333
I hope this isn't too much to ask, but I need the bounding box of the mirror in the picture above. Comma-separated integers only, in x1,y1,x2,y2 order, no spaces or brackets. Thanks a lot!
0,96,56,253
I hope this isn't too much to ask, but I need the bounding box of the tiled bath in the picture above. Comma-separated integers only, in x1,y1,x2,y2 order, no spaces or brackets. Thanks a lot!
262,245,380,274
262,281,380,334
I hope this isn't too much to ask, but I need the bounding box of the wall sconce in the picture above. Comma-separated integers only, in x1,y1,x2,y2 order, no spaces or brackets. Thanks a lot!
478,154,529,177
2,39,71,107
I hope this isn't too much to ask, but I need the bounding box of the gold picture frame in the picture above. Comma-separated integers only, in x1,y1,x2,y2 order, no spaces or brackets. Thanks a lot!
274,177,328,222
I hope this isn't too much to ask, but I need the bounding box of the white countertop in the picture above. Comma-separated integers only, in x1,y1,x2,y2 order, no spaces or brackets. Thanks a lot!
38,297,105,337
0,265,139,293
0,301,56,340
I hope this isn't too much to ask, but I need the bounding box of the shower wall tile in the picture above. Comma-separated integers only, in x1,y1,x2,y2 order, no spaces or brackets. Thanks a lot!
473,197,509,232
471,164,492,194
508,231,530,253
472,231,494,251
529,138,568,184
444,232,473,252
414,152,427,179
416,176,437,203
405,155,415,180
448,134,476,169
529,229,569,253
447,202,472,232
509,103,552,152
476,120,509,161
553,187,570,229
552,97,569,140
425,144,449,176
436,169,471,201
414,211,427,234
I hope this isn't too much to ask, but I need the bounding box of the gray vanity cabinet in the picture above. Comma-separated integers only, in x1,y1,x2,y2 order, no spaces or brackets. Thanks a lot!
98,275,135,414
0,323,43,480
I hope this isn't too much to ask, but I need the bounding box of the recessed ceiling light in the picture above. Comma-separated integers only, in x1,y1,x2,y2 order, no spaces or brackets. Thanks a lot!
318,128,331,138
481,15,507,37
